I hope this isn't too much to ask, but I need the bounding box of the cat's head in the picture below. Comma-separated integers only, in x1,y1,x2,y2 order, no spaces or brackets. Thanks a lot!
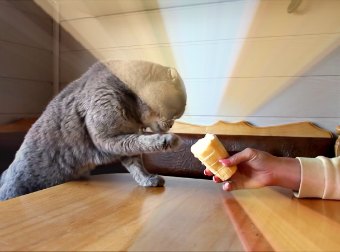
106,60,187,131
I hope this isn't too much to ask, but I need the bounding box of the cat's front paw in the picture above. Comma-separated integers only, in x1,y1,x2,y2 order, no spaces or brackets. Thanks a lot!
160,133,182,151
139,175,165,187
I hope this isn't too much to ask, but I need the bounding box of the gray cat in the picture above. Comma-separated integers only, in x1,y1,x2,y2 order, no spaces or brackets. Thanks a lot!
0,60,187,201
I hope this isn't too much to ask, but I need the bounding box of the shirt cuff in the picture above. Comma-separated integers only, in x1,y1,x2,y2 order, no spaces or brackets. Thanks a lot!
293,157,326,198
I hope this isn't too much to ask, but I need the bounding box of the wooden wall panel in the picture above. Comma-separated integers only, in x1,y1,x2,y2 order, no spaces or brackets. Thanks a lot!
0,0,52,19
0,4,52,50
0,79,52,114
59,34,340,83
184,76,340,117
56,0,340,133
178,116,339,138
57,0,231,21
60,0,340,51
60,1,255,52
0,1,53,124
0,42,52,82
250,76,340,118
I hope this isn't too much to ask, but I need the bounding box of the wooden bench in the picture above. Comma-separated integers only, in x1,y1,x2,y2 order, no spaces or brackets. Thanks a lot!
0,119,339,179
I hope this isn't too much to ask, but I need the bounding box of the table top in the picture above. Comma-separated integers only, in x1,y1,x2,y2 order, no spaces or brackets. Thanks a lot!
1,174,340,251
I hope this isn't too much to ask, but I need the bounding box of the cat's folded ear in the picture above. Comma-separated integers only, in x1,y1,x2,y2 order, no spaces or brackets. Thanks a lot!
139,73,186,120
168,67,177,80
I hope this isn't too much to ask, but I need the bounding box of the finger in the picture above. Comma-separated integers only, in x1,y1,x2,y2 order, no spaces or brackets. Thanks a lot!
203,168,214,176
222,172,245,191
213,176,223,183
204,169,223,183
222,181,233,191
223,180,238,191
220,148,258,167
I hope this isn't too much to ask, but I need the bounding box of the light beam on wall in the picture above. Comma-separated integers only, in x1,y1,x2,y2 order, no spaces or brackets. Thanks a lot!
217,0,340,119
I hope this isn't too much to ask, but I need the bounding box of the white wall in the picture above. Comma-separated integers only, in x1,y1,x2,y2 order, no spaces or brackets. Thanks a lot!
48,0,340,133
0,0,53,124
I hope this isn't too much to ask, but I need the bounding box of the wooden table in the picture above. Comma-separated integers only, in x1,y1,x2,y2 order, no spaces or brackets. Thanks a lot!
1,174,340,251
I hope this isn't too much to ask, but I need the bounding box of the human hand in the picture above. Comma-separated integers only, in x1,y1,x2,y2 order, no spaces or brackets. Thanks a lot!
204,148,301,191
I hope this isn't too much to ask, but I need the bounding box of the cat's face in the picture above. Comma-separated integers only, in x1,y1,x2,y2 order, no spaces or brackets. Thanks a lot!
139,103,175,133
141,111,175,133
149,117,175,133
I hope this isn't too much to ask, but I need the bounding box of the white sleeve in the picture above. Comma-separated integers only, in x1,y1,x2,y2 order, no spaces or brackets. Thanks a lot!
294,156,340,200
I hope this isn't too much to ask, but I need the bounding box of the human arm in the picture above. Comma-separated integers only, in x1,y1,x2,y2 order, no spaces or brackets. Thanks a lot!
205,148,340,199
204,148,301,192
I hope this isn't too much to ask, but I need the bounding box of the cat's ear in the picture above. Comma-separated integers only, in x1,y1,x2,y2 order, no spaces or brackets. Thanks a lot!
167,68,177,80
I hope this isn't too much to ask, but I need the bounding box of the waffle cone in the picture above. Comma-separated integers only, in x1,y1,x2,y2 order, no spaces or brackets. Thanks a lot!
191,134,237,181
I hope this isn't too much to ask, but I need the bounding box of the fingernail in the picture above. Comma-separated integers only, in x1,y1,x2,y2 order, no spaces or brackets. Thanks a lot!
219,159,230,166
213,176,218,183
223,182,231,191
203,170,207,176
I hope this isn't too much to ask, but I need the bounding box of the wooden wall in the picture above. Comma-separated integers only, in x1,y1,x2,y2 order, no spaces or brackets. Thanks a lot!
12,0,340,133
55,0,340,133
0,0,53,124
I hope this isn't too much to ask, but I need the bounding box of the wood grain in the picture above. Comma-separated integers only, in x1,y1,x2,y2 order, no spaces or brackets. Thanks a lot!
0,174,243,251
231,187,340,251
0,118,37,133
1,174,340,251
170,121,333,138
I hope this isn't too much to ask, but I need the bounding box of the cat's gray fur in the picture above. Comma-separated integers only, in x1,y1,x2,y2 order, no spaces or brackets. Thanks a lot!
0,61,185,201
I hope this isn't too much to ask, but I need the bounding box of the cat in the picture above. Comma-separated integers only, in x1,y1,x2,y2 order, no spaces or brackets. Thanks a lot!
0,60,187,201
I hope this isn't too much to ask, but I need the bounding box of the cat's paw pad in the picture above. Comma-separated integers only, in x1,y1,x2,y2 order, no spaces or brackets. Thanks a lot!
141,175,165,187
160,133,182,151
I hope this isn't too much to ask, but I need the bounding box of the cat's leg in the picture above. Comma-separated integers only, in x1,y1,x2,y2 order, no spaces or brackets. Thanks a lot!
0,162,68,201
0,177,27,201
120,155,165,187
0,185,23,201
0,169,20,200
86,102,182,156
93,133,182,157
0,169,8,187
